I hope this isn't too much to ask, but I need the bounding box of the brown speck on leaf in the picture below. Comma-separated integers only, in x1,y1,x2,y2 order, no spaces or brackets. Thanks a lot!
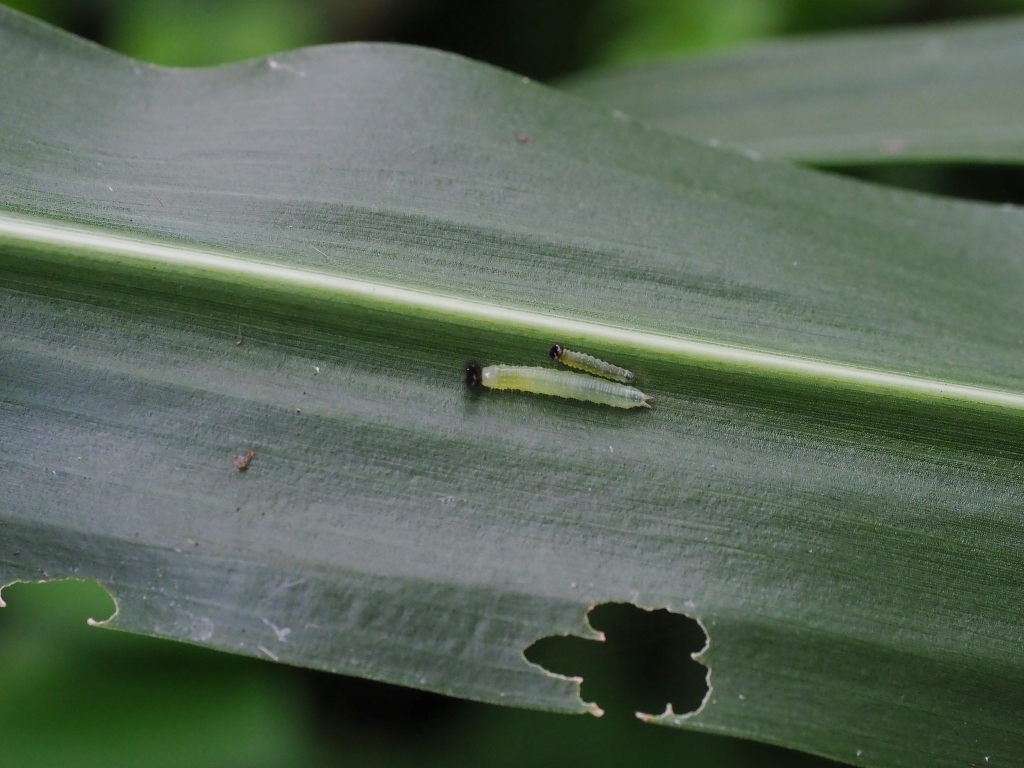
235,338,244,346
882,137,907,155
233,450,255,471
515,132,530,144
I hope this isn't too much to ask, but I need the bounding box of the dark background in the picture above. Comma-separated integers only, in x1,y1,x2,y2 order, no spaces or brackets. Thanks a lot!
8,0,1024,77
3,1,1023,765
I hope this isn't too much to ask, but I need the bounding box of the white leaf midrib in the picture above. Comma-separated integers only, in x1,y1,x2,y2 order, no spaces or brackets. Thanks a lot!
4,212,1023,411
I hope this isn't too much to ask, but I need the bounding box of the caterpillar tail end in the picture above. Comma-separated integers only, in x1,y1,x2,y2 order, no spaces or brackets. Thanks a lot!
640,393,653,409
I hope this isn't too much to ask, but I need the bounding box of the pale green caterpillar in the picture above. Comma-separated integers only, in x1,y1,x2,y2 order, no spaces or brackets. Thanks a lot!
465,362,651,409
549,344,635,384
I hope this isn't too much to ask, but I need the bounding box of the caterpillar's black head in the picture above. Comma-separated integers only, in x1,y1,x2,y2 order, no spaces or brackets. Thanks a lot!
549,343,563,360
465,361,484,390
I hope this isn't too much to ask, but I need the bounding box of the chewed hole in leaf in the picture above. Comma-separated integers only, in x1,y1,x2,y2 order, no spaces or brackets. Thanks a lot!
524,602,709,719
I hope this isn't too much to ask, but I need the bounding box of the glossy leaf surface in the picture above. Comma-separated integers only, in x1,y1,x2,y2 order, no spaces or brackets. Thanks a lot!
2,8,1023,767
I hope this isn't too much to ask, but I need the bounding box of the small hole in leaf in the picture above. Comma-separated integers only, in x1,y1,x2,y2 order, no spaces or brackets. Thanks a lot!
524,602,708,719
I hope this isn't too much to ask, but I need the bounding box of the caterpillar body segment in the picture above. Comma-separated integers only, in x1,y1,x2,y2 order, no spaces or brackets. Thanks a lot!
549,344,635,384
465,363,650,409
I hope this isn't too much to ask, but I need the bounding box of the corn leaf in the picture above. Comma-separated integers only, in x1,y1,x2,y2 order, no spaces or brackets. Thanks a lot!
563,16,1024,163
2,8,1023,767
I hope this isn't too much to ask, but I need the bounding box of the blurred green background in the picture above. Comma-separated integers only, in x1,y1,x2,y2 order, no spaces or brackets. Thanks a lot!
6,0,1024,75
4,0,1024,765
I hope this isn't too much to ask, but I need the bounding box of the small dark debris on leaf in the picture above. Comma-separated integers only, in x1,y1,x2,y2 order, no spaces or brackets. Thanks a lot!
235,338,244,346
233,450,255,471
515,132,530,144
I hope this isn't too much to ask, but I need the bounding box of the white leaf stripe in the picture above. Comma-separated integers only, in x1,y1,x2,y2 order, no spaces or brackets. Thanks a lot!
4,212,1023,411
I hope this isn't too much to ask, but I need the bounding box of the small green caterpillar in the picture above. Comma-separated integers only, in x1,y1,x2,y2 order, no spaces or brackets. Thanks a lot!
465,362,651,409
549,344,635,384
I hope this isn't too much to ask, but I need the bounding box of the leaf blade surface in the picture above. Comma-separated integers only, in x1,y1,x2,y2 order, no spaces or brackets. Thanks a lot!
564,16,1024,163
2,8,1024,768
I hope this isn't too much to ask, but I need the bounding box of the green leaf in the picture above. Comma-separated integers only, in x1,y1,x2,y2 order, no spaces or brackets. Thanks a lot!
2,7,1023,767
563,15,1024,163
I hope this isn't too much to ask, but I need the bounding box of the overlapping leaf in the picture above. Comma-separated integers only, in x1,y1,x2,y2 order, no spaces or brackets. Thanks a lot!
564,16,1024,163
